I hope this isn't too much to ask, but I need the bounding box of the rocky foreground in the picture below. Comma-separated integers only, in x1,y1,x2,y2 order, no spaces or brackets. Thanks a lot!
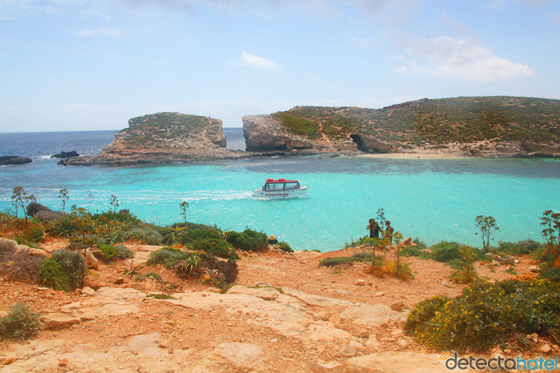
2,239,551,373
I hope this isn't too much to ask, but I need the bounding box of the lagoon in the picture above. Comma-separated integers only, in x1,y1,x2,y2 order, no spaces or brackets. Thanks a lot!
1,130,559,252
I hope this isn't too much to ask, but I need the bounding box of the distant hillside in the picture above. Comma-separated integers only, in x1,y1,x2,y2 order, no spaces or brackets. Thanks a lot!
254,96,560,157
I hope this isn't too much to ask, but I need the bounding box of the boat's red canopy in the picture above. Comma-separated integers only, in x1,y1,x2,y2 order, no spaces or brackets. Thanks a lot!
265,178,298,184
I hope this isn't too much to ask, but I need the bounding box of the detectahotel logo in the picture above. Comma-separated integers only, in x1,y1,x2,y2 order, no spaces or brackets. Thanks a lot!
441,352,558,371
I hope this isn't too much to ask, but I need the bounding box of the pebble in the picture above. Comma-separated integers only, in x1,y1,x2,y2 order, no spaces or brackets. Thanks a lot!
4,357,18,365
541,344,551,354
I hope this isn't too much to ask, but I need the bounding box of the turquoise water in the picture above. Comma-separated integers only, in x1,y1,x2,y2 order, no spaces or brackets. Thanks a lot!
1,150,559,251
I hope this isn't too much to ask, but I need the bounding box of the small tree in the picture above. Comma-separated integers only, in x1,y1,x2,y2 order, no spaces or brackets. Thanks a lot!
11,186,36,221
180,201,189,224
376,208,386,233
393,231,404,267
87,190,94,213
540,210,560,262
475,215,499,252
450,245,479,284
58,189,69,213
109,195,119,213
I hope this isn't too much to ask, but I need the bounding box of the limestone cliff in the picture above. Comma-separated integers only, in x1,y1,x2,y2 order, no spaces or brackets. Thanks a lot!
244,97,560,158
243,114,359,154
68,113,244,166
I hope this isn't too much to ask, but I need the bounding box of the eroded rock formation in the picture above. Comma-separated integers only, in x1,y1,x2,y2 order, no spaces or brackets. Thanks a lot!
67,113,245,166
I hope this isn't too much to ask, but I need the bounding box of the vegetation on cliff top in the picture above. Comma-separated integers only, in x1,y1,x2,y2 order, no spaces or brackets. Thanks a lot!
272,96,560,145
121,112,223,146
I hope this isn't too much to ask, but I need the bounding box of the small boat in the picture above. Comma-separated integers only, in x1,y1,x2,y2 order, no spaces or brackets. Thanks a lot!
253,178,308,198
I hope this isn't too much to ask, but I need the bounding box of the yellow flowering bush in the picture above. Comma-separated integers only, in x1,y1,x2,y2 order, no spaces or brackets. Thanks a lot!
404,279,560,352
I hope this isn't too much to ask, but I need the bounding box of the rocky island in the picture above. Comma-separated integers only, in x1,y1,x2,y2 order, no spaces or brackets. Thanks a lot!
67,113,246,166
67,96,560,166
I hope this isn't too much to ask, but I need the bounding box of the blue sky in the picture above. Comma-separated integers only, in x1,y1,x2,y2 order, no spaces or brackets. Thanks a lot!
1,0,559,132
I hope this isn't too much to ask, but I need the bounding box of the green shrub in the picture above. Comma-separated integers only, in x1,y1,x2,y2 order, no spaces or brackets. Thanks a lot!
146,247,190,268
180,228,222,244
14,224,45,245
99,244,117,261
127,227,163,245
39,257,72,291
174,253,201,279
190,238,238,260
412,238,428,250
496,240,542,255
278,241,293,253
115,244,133,259
320,253,381,267
405,279,560,352
429,241,463,262
0,303,40,340
50,250,87,290
400,246,423,257
541,268,560,282
225,229,268,252
449,246,480,284
403,295,451,334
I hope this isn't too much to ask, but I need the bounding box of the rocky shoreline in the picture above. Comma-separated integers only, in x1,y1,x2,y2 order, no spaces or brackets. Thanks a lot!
65,96,560,167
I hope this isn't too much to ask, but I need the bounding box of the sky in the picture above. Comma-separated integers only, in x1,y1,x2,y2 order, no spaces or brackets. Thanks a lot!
1,0,559,132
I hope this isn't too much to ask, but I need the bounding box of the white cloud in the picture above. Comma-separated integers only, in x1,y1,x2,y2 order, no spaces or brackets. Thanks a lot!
395,35,535,82
76,27,124,37
240,51,281,70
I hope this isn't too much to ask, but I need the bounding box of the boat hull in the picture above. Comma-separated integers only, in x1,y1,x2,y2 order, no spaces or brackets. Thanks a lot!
252,186,308,199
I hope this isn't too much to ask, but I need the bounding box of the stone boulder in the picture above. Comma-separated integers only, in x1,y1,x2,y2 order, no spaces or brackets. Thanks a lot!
0,156,32,166
51,151,79,159
26,202,64,221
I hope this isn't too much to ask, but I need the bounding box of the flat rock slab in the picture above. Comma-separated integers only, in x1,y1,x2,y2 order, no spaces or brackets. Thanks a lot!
345,351,447,372
340,304,408,327
40,313,82,330
215,342,269,370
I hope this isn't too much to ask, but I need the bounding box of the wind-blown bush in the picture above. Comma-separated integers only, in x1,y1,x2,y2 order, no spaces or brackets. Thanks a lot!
278,241,293,253
190,238,239,260
405,279,560,352
115,244,133,259
496,240,542,255
179,228,222,244
48,250,87,290
146,247,190,268
225,229,268,252
429,241,464,263
0,303,40,340
39,257,72,291
126,227,163,245
99,244,117,261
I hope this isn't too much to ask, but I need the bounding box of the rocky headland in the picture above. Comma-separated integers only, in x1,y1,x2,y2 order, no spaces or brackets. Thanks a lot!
67,113,247,166
244,96,560,158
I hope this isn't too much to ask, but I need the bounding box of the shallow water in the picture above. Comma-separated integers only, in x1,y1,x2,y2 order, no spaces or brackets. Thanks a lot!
1,130,559,251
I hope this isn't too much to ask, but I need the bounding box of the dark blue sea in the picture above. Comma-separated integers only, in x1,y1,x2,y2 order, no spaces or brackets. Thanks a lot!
1,129,559,251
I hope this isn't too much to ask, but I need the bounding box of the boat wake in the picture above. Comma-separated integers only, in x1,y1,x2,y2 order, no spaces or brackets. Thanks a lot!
184,191,253,202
